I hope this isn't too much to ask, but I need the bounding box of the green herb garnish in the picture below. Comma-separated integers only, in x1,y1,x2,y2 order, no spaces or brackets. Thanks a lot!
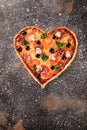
54,65,60,70
33,64,37,71
22,40,29,47
41,53,48,61
40,33,46,39
56,41,65,49
51,65,60,70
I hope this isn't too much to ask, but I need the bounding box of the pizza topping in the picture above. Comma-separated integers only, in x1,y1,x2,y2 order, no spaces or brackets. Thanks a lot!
35,54,41,58
22,31,27,35
17,46,22,52
55,49,64,56
66,42,71,48
36,40,41,45
41,65,53,79
37,73,41,79
22,40,30,50
41,65,49,74
40,33,46,39
16,35,24,42
36,47,42,54
33,64,42,72
51,65,60,70
22,40,29,46
26,46,30,51
65,51,71,58
42,54,48,61
36,65,42,72
15,42,22,46
58,62,65,70
56,41,65,49
33,64,37,71
29,35,36,41
29,59,40,68
49,48,55,53
52,34,56,39
25,55,31,62
51,66,55,70
62,54,66,60
55,31,62,38
22,54,31,63
49,54,56,61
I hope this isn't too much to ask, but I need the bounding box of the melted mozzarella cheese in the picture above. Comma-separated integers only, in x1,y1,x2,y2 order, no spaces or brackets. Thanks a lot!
29,35,35,41
55,31,62,38
65,51,71,58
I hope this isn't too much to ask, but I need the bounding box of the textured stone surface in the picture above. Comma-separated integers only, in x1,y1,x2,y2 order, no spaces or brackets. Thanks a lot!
0,0,87,130
13,121,25,130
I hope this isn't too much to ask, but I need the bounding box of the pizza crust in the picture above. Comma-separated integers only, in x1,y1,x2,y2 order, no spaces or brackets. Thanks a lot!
14,26,78,88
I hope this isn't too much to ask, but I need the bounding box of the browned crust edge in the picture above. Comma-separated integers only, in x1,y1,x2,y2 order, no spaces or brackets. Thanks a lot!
14,26,78,89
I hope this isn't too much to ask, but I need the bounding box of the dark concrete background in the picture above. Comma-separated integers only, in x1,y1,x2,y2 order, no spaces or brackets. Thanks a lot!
0,0,87,130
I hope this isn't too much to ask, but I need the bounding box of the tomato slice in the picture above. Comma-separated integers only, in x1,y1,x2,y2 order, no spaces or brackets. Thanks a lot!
28,59,40,68
41,65,53,79
25,32,36,43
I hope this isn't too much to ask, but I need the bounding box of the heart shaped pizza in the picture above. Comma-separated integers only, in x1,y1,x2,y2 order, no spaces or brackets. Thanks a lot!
14,26,78,88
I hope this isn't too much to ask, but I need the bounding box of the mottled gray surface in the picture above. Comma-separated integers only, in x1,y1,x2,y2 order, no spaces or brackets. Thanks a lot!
0,0,87,130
